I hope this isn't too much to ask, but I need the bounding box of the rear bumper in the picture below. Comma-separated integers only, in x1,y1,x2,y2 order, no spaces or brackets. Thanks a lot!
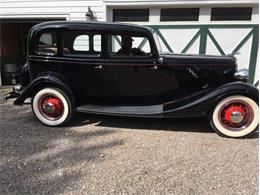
5,85,23,101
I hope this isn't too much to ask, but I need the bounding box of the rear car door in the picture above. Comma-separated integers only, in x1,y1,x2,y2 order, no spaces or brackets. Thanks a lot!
60,30,105,102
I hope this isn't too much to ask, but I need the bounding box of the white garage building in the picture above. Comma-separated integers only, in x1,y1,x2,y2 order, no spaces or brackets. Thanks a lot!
0,0,258,85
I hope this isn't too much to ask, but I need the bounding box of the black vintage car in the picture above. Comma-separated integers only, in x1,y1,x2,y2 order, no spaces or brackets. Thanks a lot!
6,21,259,138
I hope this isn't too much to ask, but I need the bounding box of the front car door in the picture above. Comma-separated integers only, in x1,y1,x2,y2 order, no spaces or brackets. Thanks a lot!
88,30,165,105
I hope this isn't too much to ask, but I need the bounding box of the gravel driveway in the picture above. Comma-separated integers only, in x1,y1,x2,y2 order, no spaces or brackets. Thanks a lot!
0,89,258,194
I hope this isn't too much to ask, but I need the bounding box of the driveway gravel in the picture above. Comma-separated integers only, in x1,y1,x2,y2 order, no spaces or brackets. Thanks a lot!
0,88,258,194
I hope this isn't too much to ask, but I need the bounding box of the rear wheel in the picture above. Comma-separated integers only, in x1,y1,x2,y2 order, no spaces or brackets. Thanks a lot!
210,95,258,138
32,87,73,126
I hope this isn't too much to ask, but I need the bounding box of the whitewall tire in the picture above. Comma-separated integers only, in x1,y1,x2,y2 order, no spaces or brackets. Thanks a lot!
32,88,73,126
210,95,259,138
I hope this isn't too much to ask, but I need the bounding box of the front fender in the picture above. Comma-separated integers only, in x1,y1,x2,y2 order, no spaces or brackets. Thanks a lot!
14,72,82,106
163,82,259,118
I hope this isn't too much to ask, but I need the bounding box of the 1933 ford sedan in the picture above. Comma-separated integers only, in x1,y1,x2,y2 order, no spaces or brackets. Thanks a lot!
7,21,259,138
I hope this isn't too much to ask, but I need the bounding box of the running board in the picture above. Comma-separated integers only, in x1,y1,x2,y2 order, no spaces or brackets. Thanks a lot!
76,104,163,117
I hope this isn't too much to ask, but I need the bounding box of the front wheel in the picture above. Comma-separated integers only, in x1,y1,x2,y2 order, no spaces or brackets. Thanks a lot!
210,95,259,138
32,87,73,126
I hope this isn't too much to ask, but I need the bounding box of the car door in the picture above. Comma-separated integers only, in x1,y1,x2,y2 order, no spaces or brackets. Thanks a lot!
87,33,165,105
59,30,105,102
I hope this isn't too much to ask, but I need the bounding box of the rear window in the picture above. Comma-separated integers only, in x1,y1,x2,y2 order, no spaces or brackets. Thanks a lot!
36,31,58,55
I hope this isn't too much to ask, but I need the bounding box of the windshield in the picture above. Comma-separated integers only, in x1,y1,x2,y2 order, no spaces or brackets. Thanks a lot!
153,31,162,53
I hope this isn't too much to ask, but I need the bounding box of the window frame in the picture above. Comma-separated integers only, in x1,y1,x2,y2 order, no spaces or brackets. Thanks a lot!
105,32,155,60
61,30,103,58
72,34,90,52
34,29,58,56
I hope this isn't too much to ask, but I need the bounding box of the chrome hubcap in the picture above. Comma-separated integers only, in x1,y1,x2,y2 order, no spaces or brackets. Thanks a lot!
43,102,56,113
230,111,244,123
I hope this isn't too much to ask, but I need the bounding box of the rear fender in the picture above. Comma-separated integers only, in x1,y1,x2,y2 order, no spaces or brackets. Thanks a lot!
14,72,82,106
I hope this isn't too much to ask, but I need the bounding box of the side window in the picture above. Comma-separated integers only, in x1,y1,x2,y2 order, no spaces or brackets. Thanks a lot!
132,37,151,53
63,31,102,57
73,35,89,51
108,34,151,58
110,35,122,53
93,35,101,52
36,31,57,55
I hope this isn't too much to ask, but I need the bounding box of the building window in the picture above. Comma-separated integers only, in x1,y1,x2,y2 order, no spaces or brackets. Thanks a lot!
160,8,199,21
36,31,57,55
211,7,252,21
113,9,149,22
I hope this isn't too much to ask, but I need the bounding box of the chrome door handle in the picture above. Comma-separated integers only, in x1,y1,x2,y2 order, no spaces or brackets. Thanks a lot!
149,65,158,70
93,64,103,69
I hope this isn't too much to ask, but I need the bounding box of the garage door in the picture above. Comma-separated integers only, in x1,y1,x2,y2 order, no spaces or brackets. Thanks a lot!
111,7,259,84
0,18,65,85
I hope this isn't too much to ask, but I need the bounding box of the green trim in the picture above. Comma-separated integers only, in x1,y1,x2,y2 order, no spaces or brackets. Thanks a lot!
199,26,207,54
181,29,200,53
232,29,253,53
138,38,148,49
114,35,121,45
156,29,173,53
207,29,225,55
147,24,259,29
248,26,259,83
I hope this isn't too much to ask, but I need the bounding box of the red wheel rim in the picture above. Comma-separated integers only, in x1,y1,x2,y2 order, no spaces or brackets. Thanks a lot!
38,94,64,121
218,100,254,131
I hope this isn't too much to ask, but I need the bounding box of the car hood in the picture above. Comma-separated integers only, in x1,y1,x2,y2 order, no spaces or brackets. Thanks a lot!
160,53,236,66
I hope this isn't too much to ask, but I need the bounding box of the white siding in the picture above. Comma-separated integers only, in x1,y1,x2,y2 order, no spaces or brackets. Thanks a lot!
0,0,104,21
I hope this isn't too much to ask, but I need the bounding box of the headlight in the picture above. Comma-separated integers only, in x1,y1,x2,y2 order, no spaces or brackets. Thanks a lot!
234,69,248,82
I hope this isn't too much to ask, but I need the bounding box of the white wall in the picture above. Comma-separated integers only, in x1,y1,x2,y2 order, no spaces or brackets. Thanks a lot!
0,0,104,21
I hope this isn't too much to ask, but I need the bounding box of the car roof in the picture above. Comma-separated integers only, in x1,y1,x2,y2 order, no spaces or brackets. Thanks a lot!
31,21,154,34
